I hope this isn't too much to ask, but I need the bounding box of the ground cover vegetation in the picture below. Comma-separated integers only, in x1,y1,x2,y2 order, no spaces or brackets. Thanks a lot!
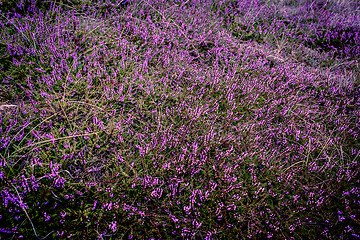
0,0,359,239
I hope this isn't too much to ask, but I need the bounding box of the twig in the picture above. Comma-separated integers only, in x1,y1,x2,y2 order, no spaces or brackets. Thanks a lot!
8,131,102,159
149,219,162,238
0,104,17,111
11,183,54,239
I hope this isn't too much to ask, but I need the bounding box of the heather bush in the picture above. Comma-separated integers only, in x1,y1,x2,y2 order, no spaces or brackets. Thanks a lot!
0,0,359,239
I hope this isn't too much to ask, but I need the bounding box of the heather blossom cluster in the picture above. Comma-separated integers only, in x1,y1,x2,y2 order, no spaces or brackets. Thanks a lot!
0,0,359,239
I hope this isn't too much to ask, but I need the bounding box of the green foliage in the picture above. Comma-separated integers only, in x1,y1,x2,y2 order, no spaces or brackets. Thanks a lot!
1,0,359,239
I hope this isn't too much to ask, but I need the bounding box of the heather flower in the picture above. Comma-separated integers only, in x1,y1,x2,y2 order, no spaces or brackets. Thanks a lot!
0,0,359,239
109,221,117,233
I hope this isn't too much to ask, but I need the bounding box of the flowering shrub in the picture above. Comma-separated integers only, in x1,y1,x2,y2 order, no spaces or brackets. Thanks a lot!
0,0,359,239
